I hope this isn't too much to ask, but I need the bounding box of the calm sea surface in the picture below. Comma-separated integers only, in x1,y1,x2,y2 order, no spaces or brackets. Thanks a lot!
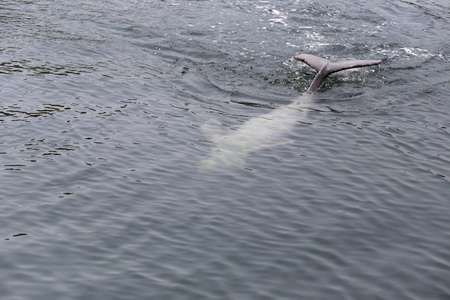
1,0,449,299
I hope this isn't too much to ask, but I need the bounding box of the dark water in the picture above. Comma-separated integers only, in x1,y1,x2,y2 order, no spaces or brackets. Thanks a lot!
1,0,449,299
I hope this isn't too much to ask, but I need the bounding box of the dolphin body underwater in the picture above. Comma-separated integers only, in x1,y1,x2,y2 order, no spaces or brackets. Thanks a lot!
199,53,382,172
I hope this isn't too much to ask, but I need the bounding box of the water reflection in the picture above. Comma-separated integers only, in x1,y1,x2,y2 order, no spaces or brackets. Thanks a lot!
0,59,95,76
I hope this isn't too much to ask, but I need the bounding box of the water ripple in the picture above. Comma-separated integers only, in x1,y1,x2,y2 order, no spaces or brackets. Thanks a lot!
1,0,450,299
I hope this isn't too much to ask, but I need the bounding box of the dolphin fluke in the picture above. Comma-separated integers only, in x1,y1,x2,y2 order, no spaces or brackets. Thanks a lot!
294,53,382,92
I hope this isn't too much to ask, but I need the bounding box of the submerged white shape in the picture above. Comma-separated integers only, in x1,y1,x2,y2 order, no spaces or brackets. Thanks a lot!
199,54,382,172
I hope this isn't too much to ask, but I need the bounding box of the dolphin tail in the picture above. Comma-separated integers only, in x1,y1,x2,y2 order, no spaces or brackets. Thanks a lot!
294,53,382,92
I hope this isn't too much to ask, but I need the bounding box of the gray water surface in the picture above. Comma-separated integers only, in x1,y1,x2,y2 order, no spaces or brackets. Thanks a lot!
1,0,449,299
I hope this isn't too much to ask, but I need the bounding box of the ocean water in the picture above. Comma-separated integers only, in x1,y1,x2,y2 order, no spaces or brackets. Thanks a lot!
1,0,449,299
